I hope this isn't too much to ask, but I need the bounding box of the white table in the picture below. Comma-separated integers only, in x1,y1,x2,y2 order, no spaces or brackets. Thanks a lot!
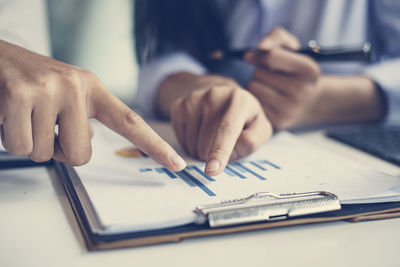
1,126,400,267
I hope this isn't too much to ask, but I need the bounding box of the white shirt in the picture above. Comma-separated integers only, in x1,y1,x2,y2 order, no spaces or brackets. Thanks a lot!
135,0,400,122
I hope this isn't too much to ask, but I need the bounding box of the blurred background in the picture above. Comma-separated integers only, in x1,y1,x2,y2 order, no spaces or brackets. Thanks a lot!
47,0,138,105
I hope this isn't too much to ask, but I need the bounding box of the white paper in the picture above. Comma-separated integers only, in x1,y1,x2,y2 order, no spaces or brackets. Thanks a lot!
75,122,400,233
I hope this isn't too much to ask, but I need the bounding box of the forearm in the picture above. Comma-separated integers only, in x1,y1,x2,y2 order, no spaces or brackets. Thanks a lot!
157,72,238,118
299,75,386,125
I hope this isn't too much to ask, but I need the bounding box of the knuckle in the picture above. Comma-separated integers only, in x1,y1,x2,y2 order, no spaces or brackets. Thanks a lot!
82,69,98,81
66,149,92,166
202,75,237,87
30,151,53,163
210,143,226,156
59,68,83,94
7,143,33,156
122,110,144,130
31,71,55,89
204,87,219,105
217,76,237,87
4,82,31,106
271,27,287,38
240,133,258,154
7,89,30,106
230,87,247,105
42,88,56,101
272,26,285,34
61,68,81,85
190,89,203,99
218,120,233,136
83,70,104,89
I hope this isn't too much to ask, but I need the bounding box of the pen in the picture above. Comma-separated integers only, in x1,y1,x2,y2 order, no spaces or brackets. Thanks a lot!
209,41,373,63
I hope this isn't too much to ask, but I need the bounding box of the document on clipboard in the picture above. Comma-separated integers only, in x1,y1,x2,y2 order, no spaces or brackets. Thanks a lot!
59,121,400,239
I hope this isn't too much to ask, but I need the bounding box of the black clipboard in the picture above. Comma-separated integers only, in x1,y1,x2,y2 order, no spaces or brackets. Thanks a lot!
0,151,53,169
55,161,400,251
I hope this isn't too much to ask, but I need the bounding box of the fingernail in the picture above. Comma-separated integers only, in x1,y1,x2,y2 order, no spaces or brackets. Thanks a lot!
169,152,187,171
206,159,220,173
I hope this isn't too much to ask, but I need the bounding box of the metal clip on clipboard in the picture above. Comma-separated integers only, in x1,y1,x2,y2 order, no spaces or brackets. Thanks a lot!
195,191,341,228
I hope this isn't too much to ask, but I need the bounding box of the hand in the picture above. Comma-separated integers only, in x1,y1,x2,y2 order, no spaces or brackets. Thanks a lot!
0,40,186,171
169,76,272,176
246,27,321,129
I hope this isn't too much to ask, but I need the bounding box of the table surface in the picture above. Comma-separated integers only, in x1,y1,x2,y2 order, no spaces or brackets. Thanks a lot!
1,125,400,267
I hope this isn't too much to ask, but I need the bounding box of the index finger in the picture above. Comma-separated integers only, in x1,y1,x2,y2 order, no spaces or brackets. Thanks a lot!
258,27,301,50
91,87,187,172
250,48,319,78
205,103,248,176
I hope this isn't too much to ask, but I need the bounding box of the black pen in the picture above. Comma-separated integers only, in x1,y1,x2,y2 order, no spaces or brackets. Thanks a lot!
209,41,373,63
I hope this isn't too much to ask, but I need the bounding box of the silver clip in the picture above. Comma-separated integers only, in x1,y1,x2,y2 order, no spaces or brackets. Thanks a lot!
194,191,341,228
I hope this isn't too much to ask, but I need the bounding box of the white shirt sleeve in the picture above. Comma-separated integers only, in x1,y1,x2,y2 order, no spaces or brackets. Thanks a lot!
363,59,400,122
362,0,400,123
134,51,207,119
0,0,50,56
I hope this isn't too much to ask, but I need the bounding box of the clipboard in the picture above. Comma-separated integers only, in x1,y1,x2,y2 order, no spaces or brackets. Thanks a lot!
0,151,53,169
55,162,400,251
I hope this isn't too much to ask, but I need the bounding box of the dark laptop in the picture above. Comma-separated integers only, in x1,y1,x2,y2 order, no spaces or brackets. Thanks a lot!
326,124,400,166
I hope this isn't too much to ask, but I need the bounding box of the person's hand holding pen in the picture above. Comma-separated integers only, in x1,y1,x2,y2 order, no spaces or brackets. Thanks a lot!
158,73,272,176
245,27,321,130
0,40,186,171
244,27,385,128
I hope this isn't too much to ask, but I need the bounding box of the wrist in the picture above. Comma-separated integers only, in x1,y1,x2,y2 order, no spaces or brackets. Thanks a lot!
301,75,386,125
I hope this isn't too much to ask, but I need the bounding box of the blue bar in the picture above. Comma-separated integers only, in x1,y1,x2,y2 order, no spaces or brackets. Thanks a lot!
180,170,216,197
224,168,236,177
175,171,196,187
187,166,215,182
139,168,152,172
232,163,245,172
156,168,177,178
226,165,246,179
250,161,267,171
233,163,266,181
259,159,281,169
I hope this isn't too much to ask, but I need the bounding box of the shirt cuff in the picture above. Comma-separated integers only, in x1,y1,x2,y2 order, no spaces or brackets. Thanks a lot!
363,59,400,123
134,52,207,120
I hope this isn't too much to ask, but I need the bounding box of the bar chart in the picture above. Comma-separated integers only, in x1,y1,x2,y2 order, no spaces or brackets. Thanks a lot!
139,159,281,197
